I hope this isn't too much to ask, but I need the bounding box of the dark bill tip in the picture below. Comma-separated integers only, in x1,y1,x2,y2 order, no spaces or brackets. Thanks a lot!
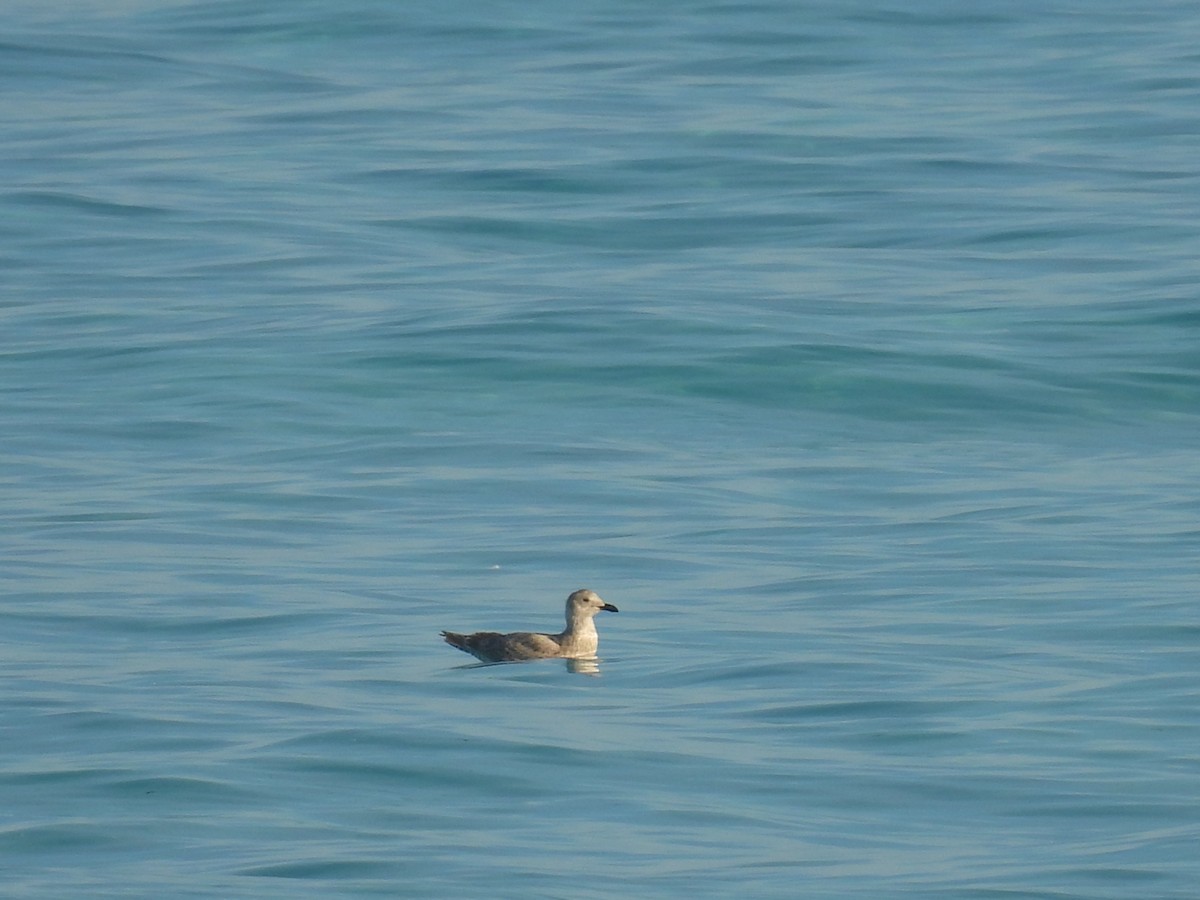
602,603,619,613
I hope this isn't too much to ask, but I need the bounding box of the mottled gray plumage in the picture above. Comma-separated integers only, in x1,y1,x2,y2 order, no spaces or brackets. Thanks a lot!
441,589,619,662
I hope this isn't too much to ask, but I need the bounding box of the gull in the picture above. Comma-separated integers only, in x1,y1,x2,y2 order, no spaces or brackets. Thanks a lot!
441,589,619,662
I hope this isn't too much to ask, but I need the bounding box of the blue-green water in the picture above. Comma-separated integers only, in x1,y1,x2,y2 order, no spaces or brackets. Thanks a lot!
4,2,1199,897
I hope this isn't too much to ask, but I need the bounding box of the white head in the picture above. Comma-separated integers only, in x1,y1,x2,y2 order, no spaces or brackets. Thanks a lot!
565,589,619,623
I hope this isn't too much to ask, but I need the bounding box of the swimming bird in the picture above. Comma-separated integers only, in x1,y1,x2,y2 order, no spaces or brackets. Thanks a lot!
441,589,619,662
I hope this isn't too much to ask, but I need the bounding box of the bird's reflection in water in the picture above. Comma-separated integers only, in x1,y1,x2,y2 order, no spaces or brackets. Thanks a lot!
456,656,604,676
566,656,601,676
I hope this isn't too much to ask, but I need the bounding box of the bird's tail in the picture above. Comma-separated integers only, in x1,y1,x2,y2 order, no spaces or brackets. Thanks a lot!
441,631,469,652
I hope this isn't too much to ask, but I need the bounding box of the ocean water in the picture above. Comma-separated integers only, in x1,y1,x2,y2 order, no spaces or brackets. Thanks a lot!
4,1,1199,897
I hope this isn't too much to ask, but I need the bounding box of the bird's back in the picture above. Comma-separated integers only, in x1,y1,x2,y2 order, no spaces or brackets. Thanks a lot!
441,630,563,662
